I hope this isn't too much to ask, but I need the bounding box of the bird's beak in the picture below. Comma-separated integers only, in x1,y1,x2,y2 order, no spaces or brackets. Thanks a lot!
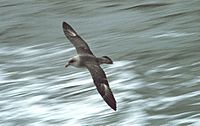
65,63,69,68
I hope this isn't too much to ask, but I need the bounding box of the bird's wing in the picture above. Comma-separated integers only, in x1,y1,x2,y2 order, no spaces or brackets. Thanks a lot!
85,63,116,111
62,22,94,55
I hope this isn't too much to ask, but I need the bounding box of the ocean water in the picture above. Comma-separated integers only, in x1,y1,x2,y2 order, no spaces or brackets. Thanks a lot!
0,0,200,126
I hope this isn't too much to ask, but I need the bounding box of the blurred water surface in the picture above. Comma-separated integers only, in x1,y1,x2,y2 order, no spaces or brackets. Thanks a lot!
0,0,200,126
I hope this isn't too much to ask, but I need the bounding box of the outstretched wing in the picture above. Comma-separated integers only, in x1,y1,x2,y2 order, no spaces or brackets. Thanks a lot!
85,63,116,111
62,22,94,55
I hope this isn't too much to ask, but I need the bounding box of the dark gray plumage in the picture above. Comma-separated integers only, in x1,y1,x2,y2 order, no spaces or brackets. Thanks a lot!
62,22,116,111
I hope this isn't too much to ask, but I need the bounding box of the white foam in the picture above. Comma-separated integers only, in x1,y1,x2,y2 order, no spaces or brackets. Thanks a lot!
152,31,196,38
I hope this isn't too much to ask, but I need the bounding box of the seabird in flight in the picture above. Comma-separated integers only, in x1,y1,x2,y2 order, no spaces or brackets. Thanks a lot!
62,21,117,111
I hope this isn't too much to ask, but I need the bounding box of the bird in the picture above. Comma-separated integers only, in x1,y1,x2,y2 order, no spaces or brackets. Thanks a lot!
62,21,117,111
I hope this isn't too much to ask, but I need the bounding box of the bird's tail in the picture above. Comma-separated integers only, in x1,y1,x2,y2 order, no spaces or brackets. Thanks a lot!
98,56,113,65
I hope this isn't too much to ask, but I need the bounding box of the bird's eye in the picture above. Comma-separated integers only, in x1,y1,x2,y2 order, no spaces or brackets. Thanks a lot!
70,60,75,63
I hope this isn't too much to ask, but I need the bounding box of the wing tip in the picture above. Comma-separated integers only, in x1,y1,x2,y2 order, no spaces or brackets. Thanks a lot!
97,83,117,111
110,100,117,111
112,104,117,111
103,98,116,111
62,21,77,37
103,91,117,111
62,21,69,29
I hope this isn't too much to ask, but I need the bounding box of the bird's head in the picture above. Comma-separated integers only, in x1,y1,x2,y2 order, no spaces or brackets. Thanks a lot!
65,58,78,68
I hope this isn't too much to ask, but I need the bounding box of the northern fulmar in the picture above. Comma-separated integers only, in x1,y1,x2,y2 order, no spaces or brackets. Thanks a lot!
62,21,116,111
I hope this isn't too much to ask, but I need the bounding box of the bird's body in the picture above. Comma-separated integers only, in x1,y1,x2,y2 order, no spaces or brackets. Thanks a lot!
62,21,116,111
68,55,113,67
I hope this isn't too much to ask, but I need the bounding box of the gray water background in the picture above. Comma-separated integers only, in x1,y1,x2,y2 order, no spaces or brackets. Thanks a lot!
0,0,200,126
